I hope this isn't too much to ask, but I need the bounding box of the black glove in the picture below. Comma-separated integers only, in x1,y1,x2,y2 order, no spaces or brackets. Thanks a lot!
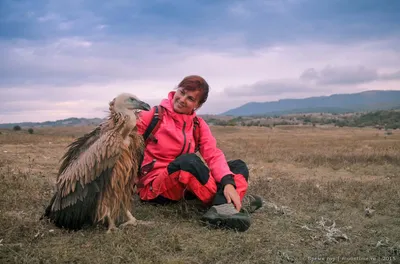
167,154,210,185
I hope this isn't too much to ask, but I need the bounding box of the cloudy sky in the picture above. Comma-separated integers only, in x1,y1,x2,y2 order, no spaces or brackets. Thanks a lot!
1,0,400,123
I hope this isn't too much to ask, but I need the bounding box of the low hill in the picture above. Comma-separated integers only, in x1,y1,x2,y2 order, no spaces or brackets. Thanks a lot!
0,117,104,129
221,90,400,116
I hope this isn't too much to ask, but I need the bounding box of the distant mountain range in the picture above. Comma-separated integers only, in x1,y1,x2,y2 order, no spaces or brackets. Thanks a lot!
1,90,400,128
221,90,400,116
0,117,104,129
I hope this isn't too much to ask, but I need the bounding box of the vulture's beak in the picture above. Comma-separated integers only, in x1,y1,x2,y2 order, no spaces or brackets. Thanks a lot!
135,99,151,111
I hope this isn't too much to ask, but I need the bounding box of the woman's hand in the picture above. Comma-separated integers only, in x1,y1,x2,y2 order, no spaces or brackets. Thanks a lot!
223,184,242,212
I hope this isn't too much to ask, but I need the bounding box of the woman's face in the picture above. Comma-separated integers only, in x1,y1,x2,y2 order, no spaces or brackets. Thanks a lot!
173,88,201,114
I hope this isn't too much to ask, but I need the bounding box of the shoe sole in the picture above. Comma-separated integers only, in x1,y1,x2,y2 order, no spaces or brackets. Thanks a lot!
201,213,251,232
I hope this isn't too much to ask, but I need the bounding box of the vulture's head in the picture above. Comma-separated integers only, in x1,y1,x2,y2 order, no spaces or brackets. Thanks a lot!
110,93,151,115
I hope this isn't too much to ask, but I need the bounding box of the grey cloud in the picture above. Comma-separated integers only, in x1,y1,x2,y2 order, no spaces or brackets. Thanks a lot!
224,80,316,97
299,65,400,85
380,70,400,81
300,65,379,85
0,37,191,90
299,68,319,81
0,101,63,114
0,85,105,102
224,65,400,98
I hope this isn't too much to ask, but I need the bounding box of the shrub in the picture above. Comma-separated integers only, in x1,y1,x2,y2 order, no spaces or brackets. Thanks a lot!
28,128,34,134
385,130,393,135
13,125,21,131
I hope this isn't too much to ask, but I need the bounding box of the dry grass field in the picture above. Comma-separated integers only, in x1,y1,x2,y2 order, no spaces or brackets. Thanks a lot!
0,125,399,264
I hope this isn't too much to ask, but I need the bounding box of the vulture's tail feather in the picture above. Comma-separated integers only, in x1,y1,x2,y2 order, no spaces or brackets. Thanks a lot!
43,169,112,230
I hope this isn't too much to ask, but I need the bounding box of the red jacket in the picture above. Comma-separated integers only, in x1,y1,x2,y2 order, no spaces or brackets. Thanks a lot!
136,91,233,188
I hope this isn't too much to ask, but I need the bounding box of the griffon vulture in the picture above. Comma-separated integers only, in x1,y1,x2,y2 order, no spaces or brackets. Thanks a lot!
43,93,150,232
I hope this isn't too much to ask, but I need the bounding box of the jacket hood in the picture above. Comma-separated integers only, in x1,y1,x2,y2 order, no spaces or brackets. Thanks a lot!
160,91,197,124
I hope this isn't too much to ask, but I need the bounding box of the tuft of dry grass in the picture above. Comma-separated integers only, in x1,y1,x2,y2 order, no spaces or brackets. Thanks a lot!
1,126,400,263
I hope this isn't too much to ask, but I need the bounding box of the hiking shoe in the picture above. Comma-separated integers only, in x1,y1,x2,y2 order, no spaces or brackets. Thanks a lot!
201,203,251,232
241,194,263,214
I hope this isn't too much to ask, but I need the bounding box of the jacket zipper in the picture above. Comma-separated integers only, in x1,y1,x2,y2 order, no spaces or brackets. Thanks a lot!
186,141,191,153
177,121,187,156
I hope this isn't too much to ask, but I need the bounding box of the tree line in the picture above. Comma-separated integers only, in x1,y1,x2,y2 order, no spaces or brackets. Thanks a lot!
203,110,400,129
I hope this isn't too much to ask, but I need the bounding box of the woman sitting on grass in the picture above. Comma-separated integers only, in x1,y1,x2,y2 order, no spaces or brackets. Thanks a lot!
136,75,262,231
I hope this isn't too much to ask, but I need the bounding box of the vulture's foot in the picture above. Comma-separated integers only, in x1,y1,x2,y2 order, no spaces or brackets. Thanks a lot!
106,216,118,234
121,210,154,227
121,218,138,227
121,210,138,227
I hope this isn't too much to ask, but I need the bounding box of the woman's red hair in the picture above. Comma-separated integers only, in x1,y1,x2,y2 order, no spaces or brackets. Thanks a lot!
178,75,209,105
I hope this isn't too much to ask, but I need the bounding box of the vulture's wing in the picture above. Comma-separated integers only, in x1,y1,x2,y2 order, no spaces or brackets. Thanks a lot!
45,128,124,229
58,127,101,176
56,129,123,207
